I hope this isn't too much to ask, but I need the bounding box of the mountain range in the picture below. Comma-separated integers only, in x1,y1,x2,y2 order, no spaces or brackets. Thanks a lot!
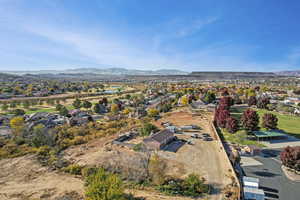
1,67,189,76
275,70,300,76
2,67,300,76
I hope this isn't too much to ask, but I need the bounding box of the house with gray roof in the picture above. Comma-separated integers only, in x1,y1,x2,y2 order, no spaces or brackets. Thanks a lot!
143,129,175,150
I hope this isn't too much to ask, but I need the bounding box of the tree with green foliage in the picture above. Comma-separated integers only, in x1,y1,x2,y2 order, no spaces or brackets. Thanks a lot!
203,91,216,104
1,103,8,111
9,102,17,109
56,104,64,111
182,174,209,197
31,124,54,147
11,109,25,116
93,103,102,114
59,106,69,117
139,122,158,136
72,98,82,109
22,101,30,109
82,100,92,109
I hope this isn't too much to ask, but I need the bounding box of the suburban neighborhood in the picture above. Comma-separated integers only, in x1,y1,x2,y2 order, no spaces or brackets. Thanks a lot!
1,1,300,200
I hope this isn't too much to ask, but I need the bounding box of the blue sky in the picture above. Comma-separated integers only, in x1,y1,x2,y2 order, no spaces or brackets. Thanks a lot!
0,0,300,72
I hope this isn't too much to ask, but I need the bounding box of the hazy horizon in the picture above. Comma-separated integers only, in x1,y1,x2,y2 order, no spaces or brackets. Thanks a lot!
1,0,300,72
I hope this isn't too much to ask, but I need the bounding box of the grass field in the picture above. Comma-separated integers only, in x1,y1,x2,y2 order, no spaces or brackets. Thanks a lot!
221,129,264,146
230,106,300,138
256,109,300,138
25,107,57,114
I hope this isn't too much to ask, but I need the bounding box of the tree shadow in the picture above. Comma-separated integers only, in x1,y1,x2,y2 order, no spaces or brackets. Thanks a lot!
252,171,279,177
208,183,222,195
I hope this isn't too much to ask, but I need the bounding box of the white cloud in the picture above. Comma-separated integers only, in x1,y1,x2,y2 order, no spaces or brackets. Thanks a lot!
174,17,219,38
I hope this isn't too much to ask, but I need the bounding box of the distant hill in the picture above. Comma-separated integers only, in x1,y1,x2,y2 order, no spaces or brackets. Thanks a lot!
2,67,188,76
0,73,22,82
275,70,300,76
189,71,277,79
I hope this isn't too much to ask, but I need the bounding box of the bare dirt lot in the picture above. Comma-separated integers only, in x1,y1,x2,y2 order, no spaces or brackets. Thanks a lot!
0,155,84,200
154,108,234,200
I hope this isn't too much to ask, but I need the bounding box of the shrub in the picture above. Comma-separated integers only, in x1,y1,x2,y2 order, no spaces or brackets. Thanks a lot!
262,113,278,130
85,168,125,200
59,106,69,116
203,91,216,104
111,103,119,114
148,154,166,185
31,124,54,147
56,104,64,111
72,136,86,145
157,174,209,197
72,98,82,109
63,164,84,175
133,143,143,152
10,116,25,138
13,136,26,145
11,109,25,116
82,100,92,109
182,174,209,197
139,122,158,136
147,108,159,118
36,145,51,159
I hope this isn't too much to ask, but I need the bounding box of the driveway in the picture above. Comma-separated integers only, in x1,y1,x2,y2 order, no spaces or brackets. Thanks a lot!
242,149,300,200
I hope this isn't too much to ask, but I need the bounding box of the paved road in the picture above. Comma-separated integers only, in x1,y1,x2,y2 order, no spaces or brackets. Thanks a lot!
242,149,300,200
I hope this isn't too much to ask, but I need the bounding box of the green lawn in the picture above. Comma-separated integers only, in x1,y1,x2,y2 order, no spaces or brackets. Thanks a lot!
230,106,300,138
25,107,57,114
256,109,300,138
219,128,264,147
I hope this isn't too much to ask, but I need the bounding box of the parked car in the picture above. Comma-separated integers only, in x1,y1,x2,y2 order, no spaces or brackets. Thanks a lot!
187,139,195,145
191,134,201,139
203,137,213,141
202,133,210,137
